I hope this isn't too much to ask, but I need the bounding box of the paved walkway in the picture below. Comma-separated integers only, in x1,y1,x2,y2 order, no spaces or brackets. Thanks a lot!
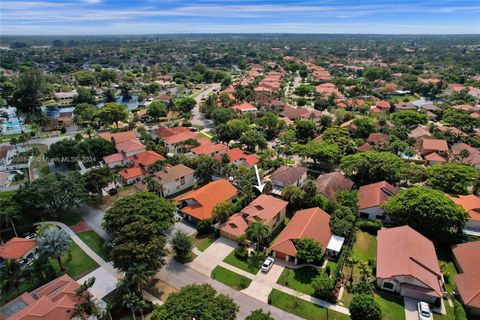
77,266,119,299
34,221,121,279
404,297,420,320
189,236,350,316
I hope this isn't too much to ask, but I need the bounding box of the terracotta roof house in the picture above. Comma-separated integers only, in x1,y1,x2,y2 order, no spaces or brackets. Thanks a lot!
118,166,147,184
282,105,310,121
424,152,448,165
232,103,257,114
115,139,146,157
376,100,391,111
152,164,195,197
213,148,259,167
376,225,443,303
366,132,389,147
451,241,480,316
154,126,190,139
178,179,238,222
358,181,399,222
270,207,334,264
162,131,211,154
103,152,125,168
419,137,449,156
0,238,37,268
451,143,480,168
358,142,373,152
315,171,354,201
408,125,432,141
448,194,480,234
0,275,82,320
190,143,229,157
315,83,344,99
220,195,288,241
269,166,308,195
128,150,166,168
99,131,137,144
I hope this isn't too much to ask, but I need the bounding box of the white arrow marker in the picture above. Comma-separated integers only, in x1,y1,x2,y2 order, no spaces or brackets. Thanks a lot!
254,164,265,193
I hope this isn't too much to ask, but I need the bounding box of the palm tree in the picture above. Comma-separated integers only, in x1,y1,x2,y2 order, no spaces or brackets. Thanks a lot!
1,259,23,293
346,257,358,284
71,277,101,319
124,265,154,295
37,227,71,271
121,292,146,320
246,220,270,252
28,254,50,283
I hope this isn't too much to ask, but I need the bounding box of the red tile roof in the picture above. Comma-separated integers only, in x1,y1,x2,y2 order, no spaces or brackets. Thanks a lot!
213,148,259,166
98,131,137,144
449,194,480,222
241,195,288,224
178,179,238,220
154,126,190,139
190,143,228,156
358,181,398,210
271,207,331,257
270,166,307,185
103,152,125,164
315,171,354,201
452,241,480,309
0,238,37,260
118,166,146,181
377,225,443,297
0,275,81,320
128,150,165,167
420,138,449,154
232,103,257,111
220,213,249,238
115,139,145,154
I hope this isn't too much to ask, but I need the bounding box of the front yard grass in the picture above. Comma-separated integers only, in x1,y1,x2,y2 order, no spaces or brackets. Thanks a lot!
268,289,351,320
434,300,455,320
77,230,110,261
51,241,99,279
192,234,218,252
211,266,252,290
223,251,265,275
374,292,405,320
276,267,322,296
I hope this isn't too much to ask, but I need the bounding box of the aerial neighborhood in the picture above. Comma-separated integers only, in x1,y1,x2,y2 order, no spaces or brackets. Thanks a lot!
0,34,479,320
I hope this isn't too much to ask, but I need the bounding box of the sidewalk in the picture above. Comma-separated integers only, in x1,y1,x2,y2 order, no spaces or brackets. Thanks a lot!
190,237,350,316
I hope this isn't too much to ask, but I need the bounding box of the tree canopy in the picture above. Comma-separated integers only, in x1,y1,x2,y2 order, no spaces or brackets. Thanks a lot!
427,163,479,195
382,187,468,241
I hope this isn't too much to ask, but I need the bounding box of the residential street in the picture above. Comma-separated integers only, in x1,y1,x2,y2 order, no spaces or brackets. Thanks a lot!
156,258,303,320
191,83,220,129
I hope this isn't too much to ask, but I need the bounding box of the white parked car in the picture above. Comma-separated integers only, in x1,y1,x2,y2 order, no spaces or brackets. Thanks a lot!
418,302,432,320
261,257,275,273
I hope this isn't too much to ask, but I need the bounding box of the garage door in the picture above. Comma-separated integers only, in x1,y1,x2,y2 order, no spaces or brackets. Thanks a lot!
403,288,433,302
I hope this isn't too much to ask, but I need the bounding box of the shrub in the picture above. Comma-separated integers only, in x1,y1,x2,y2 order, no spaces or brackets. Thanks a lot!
453,300,467,320
357,220,381,234
182,121,192,127
196,219,213,235
235,246,248,260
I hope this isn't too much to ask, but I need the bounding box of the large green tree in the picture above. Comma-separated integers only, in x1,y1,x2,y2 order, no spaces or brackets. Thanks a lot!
382,187,468,241
295,141,341,164
391,110,428,128
245,309,275,320
349,294,382,320
12,69,44,115
295,120,316,144
240,130,267,152
15,172,87,220
295,238,323,264
0,191,21,237
427,163,479,195
95,102,128,127
152,284,239,320
103,192,175,273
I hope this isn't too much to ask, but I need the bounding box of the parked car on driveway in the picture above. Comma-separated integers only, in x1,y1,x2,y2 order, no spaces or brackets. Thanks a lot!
418,302,432,320
261,257,275,273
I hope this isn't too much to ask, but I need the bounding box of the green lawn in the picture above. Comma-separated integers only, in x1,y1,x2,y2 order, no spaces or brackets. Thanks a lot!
434,300,455,320
277,267,322,296
211,266,252,290
193,234,218,252
268,289,350,320
375,292,405,320
436,246,458,294
77,231,110,261
223,251,265,274
351,231,377,263
51,241,99,279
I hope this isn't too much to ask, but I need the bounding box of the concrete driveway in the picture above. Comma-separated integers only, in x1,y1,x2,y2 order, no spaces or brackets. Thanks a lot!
404,297,420,320
77,267,118,299
188,237,236,276
241,262,284,302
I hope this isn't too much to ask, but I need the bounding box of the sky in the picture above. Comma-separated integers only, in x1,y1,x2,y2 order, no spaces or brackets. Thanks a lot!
1,0,480,35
